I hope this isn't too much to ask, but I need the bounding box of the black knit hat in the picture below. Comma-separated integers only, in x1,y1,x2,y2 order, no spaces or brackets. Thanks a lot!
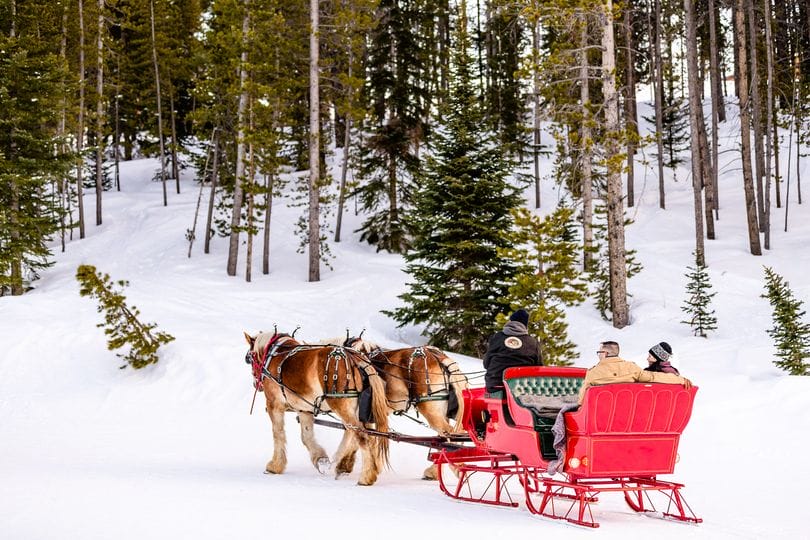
649,342,673,362
509,309,530,326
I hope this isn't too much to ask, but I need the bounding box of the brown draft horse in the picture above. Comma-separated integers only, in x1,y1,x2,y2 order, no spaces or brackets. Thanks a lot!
324,335,468,480
243,330,389,486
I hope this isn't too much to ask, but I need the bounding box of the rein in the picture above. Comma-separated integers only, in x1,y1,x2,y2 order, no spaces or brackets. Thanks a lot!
248,337,376,420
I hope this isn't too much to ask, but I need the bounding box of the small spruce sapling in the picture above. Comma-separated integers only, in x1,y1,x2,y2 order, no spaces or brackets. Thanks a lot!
762,267,810,375
76,265,175,369
681,254,717,337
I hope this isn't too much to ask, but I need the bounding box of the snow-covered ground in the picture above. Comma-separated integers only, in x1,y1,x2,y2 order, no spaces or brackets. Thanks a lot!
2,105,810,539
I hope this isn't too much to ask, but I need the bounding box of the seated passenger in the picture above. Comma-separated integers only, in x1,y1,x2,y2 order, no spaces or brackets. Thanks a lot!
645,341,680,374
483,309,543,396
577,341,691,404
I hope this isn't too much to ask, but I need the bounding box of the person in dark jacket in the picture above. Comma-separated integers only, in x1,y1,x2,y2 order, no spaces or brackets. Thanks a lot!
483,309,543,395
644,341,680,375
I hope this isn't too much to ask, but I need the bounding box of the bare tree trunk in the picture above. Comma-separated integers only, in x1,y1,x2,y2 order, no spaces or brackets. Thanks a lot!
77,0,86,239
95,0,104,226
603,0,629,329
624,2,637,207
114,56,121,192
746,0,766,231
579,16,594,271
735,0,763,255
533,16,541,208
188,127,217,258
685,0,706,266
652,0,666,209
150,0,168,207
204,137,220,255
245,134,255,283
336,49,353,243
698,117,716,239
227,0,251,276
170,86,180,193
262,173,274,274
763,0,774,248
58,4,69,251
708,0,721,214
308,0,321,282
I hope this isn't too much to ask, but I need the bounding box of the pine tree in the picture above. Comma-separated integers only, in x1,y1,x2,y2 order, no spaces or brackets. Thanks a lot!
681,254,717,337
0,7,72,295
762,267,810,375
498,206,587,366
355,0,430,253
388,3,522,356
76,265,175,369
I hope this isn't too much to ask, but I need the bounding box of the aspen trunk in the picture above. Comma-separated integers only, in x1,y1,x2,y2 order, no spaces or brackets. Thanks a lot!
227,1,251,276
602,0,629,328
150,0,168,207
308,0,321,282
684,0,706,266
735,0,763,255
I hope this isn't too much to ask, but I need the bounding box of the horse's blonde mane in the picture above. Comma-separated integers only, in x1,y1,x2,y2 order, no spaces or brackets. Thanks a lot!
315,336,381,354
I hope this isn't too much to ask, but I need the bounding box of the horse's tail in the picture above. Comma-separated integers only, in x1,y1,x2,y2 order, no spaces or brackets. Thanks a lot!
357,355,390,470
436,350,468,433
368,365,390,469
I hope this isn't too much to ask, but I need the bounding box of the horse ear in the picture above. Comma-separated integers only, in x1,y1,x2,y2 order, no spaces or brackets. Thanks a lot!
243,332,255,346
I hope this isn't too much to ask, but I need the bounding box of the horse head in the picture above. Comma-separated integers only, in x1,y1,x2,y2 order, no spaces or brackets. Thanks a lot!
243,329,298,389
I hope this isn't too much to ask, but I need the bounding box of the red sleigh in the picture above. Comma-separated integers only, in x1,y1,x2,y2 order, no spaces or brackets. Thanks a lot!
431,366,701,528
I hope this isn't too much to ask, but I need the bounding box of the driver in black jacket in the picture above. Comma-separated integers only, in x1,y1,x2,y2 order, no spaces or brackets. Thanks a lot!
483,309,543,395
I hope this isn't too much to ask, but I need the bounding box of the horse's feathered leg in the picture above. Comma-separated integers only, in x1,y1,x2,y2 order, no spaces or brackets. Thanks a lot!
332,428,358,477
264,392,287,474
297,412,330,473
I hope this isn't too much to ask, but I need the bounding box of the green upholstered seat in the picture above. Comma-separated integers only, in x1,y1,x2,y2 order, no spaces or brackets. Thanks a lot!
506,376,583,460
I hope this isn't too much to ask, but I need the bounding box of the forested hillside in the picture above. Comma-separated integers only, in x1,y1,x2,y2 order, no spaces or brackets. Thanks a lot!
2,0,808,366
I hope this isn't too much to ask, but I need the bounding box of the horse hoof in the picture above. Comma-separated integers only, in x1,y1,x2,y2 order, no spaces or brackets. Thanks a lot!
316,457,331,474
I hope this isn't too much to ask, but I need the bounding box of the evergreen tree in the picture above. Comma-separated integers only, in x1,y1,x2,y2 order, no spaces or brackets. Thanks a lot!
483,0,526,155
76,265,175,369
498,205,587,366
389,3,522,356
356,0,430,253
681,254,717,337
762,267,810,376
0,8,72,295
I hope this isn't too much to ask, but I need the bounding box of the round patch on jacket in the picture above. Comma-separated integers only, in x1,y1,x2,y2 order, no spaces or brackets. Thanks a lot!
504,336,523,349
